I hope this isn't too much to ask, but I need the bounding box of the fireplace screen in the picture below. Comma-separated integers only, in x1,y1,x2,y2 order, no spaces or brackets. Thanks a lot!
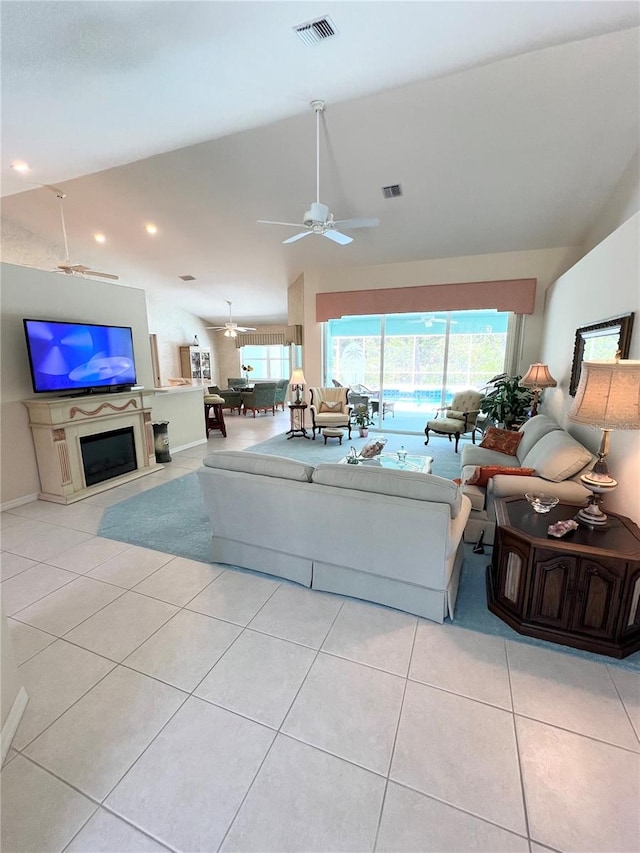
80,427,137,487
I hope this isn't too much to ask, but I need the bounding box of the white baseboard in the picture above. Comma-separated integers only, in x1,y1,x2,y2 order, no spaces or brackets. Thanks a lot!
1,493,39,512
1,686,28,763
172,439,208,453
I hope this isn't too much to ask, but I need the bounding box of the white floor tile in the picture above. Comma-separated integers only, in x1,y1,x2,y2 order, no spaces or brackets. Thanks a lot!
25,666,185,801
106,696,275,852
391,680,527,835
410,622,512,709
0,755,95,853
1,552,37,581
14,639,115,750
187,568,280,625
8,618,56,665
7,525,93,562
133,554,223,606
65,808,167,852
1,510,28,530
507,641,639,750
249,584,342,648
221,734,385,853
608,666,640,743
87,544,173,588
12,576,124,636
1,518,60,551
376,781,530,852
124,608,241,691
64,591,178,661
195,628,316,728
321,598,416,675
46,535,131,574
3,748,18,766
517,715,640,853
282,652,404,774
1,564,77,615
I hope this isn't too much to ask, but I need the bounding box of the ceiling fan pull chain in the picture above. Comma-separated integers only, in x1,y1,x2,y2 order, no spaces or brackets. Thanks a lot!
316,102,320,204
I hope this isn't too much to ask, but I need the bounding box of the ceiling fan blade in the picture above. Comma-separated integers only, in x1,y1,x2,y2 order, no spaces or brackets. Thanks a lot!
236,327,257,332
206,326,226,330
323,229,353,246
331,217,380,230
84,270,120,281
283,231,312,244
258,220,304,228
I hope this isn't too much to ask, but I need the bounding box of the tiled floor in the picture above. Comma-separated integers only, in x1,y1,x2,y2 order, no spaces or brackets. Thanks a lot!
2,410,639,852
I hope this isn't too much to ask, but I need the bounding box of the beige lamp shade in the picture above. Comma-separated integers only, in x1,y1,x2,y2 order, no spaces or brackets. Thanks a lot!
568,360,640,429
290,368,306,386
520,363,557,389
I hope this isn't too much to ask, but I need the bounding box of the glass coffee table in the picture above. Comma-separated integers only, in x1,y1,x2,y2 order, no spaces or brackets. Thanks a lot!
339,453,433,473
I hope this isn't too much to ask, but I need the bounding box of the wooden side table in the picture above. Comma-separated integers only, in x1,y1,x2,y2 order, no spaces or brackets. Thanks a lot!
487,497,640,658
287,403,310,439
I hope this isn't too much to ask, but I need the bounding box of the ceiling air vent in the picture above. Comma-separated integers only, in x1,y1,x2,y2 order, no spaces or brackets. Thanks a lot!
382,184,403,199
294,16,338,45
179,274,196,281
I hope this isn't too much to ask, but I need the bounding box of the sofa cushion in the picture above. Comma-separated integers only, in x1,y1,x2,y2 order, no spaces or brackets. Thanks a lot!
480,427,523,456
465,466,535,488
312,464,463,518
515,414,563,462
446,409,466,421
461,445,517,468
202,450,314,482
319,401,343,413
520,431,594,482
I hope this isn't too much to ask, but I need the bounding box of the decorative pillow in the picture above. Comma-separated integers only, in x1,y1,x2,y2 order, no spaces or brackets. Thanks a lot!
465,466,535,488
446,409,466,421
319,401,342,413
480,427,523,456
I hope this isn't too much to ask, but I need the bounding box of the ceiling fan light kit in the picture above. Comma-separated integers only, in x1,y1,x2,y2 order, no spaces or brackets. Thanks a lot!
258,99,379,246
207,300,256,336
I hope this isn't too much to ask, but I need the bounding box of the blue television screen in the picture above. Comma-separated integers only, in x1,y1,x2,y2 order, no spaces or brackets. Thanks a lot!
23,319,137,394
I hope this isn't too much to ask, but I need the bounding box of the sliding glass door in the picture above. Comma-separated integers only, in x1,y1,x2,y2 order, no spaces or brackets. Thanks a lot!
325,309,512,434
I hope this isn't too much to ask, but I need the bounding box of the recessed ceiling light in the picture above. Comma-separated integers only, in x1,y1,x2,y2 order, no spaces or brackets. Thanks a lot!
11,160,30,173
94,233,106,244
145,223,158,235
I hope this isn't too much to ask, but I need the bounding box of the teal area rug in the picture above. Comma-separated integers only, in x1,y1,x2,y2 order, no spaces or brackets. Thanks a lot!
98,466,640,672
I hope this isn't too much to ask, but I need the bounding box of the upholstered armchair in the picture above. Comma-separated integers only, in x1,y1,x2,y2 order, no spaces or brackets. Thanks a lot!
424,389,483,453
274,379,289,411
217,389,243,415
309,387,352,439
242,382,278,417
227,377,248,389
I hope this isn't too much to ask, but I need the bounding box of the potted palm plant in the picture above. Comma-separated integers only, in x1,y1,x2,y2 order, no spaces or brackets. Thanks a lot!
353,405,374,437
479,375,534,430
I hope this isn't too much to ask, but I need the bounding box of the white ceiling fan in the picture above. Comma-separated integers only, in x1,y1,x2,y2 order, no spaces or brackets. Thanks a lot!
52,190,119,281
206,300,257,338
258,100,380,245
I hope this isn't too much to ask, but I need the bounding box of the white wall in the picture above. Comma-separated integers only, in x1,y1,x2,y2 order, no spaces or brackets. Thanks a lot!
540,213,640,524
1,604,25,758
300,246,581,388
581,150,640,255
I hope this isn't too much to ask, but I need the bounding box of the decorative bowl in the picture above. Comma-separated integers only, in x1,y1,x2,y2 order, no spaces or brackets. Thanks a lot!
525,492,560,514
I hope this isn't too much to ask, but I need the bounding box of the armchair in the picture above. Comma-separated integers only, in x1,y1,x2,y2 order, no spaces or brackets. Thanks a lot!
218,389,243,415
309,387,352,440
242,382,278,417
274,378,289,411
424,389,483,453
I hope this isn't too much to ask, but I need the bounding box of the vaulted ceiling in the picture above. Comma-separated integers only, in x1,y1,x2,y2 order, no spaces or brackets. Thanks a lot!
1,2,638,325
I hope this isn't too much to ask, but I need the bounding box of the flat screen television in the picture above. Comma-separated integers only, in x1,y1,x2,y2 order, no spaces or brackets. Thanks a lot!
23,318,137,395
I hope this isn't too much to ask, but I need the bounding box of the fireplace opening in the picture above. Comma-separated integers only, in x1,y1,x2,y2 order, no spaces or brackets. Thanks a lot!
80,427,137,487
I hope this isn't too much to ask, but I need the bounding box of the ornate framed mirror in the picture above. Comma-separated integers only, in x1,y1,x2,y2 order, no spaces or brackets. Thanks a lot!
569,313,634,395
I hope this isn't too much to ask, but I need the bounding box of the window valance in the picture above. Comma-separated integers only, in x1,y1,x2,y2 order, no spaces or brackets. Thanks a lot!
315,279,537,322
235,333,286,348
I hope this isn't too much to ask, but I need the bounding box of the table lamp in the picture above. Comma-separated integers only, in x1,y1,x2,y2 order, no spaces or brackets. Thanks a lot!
290,368,306,404
519,363,557,417
568,359,640,526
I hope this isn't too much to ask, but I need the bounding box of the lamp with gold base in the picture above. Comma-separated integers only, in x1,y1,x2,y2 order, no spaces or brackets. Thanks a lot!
519,363,557,417
568,359,640,527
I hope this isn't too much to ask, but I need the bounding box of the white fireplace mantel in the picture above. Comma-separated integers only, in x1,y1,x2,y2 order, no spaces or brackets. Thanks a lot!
23,390,162,504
